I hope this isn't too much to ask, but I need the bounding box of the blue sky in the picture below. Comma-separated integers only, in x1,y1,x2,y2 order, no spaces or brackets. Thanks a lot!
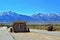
0,0,60,15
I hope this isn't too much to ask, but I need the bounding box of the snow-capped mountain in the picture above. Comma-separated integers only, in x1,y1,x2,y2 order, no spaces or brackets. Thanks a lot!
0,11,34,24
0,11,60,24
32,13,60,21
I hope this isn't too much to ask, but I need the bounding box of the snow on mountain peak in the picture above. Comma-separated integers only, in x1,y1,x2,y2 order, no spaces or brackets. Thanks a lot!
32,13,44,17
0,13,3,16
0,11,60,24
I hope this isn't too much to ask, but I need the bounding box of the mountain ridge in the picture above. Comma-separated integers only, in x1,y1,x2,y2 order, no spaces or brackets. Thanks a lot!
0,11,60,24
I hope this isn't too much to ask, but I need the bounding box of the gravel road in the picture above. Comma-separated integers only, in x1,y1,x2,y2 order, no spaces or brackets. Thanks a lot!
11,29,60,40
30,29,60,37
0,27,60,40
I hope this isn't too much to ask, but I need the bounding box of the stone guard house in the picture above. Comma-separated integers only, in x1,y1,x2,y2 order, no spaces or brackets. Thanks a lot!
10,22,30,32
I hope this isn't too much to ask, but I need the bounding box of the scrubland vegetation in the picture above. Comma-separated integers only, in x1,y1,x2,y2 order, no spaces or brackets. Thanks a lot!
27,24,60,31
0,23,60,31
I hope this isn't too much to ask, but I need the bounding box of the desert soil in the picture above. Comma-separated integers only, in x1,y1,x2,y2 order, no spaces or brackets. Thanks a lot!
11,32,60,40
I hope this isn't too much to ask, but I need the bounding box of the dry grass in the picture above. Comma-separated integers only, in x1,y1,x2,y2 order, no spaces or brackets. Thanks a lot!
27,25,60,31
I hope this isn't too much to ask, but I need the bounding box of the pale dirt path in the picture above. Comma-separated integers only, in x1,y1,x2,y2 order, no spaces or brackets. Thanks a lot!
11,32,60,40
30,29,60,37
0,27,14,40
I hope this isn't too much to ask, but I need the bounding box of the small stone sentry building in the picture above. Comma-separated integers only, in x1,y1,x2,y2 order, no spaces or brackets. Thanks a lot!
10,22,30,32
47,24,53,31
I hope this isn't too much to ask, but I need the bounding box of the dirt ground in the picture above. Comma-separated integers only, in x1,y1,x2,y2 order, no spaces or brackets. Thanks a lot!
11,32,60,40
